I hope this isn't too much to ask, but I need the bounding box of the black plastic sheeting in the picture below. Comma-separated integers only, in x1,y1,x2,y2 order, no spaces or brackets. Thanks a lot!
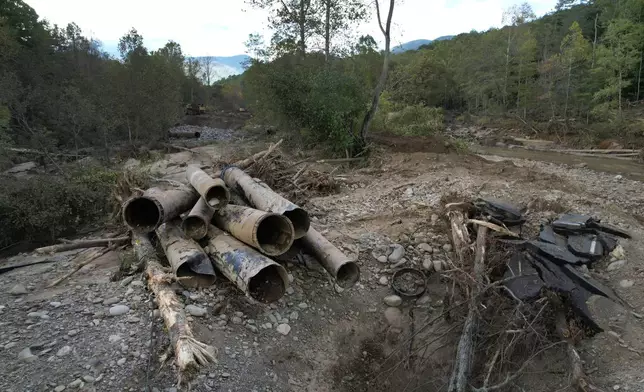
473,200,630,333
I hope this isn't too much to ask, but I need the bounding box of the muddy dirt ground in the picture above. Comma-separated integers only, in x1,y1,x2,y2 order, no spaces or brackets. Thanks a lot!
1,128,644,392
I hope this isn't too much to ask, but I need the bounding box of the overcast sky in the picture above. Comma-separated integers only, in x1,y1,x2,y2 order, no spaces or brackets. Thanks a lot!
25,0,558,57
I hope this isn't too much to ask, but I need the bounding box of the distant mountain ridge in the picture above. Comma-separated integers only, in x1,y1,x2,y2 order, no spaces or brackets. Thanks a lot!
193,55,250,81
392,36,455,53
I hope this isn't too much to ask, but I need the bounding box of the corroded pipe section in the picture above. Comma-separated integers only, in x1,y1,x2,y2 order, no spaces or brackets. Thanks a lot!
221,167,310,239
156,221,216,288
301,227,360,288
123,187,199,233
182,198,214,240
169,131,201,139
186,165,230,209
213,204,294,256
205,226,288,303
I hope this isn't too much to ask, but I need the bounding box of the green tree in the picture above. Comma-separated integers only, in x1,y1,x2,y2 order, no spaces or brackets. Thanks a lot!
559,21,591,122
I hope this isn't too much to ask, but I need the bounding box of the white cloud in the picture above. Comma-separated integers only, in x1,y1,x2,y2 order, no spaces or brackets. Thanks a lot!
25,0,558,56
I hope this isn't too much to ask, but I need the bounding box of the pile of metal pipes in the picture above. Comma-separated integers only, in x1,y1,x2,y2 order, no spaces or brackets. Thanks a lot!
123,159,360,305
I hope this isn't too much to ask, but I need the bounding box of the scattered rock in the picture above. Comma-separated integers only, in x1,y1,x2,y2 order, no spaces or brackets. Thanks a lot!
574,162,588,169
422,257,433,272
109,334,122,343
619,280,634,288
68,379,83,389
18,347,37,363
82,375,95,383
67,330,79,337
109,305,130,316
289,311,299,321
103,297,120,306
388,244,405,262
286,287,295,295
610,245,626,260
431,214,439,225
416,295,431,305
234,311,244,318
418,243,432,253
384,295,402,307
403,188,414,197
117,357,126,366
377,255,388,263
221,372,231,378
379,276,388,286
231,316,243,325
57,345,72,357
50,301,62,308
276,323,291,336
433,259,443,272
607,260,626,271
442,244,453,252
298,302,308,309
186,305,207,317
27,311,49,319
54,385,66,392
384,307,403,329
614,175,623,180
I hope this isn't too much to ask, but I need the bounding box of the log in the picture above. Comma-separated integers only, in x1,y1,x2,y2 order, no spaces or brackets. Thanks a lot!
133,233,216,383
205,225,288,303
169,131,201,139
122,186,199,233
221,166,310,239
212,204,294,256
231,139,283,170
300,227,360,288
156,221,216,288
559,148,640,154
35,236,130,254
47,247,113,287
182,198,215,240
448,224,488,392
447,209,471,265
186,165,230,208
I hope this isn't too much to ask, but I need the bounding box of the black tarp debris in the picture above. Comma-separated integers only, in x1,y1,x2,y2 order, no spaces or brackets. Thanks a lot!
472,199,630,333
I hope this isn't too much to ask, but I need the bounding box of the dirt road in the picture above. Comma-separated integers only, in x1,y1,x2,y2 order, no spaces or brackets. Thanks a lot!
1,136,643,392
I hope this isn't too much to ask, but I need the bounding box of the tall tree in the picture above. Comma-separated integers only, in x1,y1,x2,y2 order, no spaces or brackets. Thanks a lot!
318,0,367,60
501,3,535,108
359,0,394,145
559,21,591,123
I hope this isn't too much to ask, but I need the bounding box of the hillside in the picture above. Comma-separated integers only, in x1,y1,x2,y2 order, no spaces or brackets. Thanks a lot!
392,36,454,53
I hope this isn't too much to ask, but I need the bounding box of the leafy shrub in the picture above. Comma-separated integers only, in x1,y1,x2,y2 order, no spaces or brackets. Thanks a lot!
0,166,119,248
388,105,445,135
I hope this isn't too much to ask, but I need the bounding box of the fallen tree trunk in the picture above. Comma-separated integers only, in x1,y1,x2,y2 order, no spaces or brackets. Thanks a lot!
300,227,360,288
221,167,310,239
133,233,215,383
156,221,216,288
205,225,288,303
123,186,199,233
448,224,488,392
186,165,230,208
169,131,201,139
182,198,215,240
230,139,283,170
47,247,114,287
35,236,129,254
213,204,294,256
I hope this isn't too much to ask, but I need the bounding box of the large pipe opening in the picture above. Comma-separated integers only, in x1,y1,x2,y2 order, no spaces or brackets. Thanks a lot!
182,216,208,240
205,185,230,208
283,208,311,239
336,262,360,288
256,214,294,256
123,197,162,233
248,264,287,303
175,256,216,288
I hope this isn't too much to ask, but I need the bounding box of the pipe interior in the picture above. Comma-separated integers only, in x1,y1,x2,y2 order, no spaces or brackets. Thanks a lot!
248,265,286,303
182,216,208,240
256,215,294,255
194,132,201,138
205,186,230,208
176,263,216,288
123,197,161,232
336,262,360,288
284,208,311,239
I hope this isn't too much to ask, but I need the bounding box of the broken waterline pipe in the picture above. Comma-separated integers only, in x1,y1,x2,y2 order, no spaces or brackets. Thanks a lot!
301,227,360,288
186,165,230,209
182,197,215,240
212,204,294,256
123,187,199,233
205,225,288,303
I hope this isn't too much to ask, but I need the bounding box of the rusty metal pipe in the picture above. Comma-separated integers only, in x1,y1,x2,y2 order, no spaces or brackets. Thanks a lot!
186,165,230,209
169,131,201,139
156,221,216,288
182,198,214,240
213,204,294,256
123,187,199,233
205,226,288,303
221,167,310,239
301,227,360,288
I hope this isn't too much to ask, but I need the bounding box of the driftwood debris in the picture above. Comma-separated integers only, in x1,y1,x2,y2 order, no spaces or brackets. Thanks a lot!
47,247,115,288
448,224,488,392
35,236,130,254
133,233,216,383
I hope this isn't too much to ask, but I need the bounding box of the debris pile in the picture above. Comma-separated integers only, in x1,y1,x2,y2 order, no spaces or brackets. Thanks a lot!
441,198,631,392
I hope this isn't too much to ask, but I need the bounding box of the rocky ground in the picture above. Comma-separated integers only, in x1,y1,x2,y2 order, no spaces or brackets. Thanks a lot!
1,136,644,392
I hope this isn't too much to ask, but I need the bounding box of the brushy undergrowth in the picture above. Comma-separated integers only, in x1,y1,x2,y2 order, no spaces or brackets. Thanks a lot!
388,105,445,136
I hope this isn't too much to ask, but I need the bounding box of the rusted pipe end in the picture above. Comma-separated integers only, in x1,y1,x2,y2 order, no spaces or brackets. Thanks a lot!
283,208,310,239
335,261,360,288
181,216,209,240
256,214,295,256
205,185,231,209
248,264,288,303
123,196,163,233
